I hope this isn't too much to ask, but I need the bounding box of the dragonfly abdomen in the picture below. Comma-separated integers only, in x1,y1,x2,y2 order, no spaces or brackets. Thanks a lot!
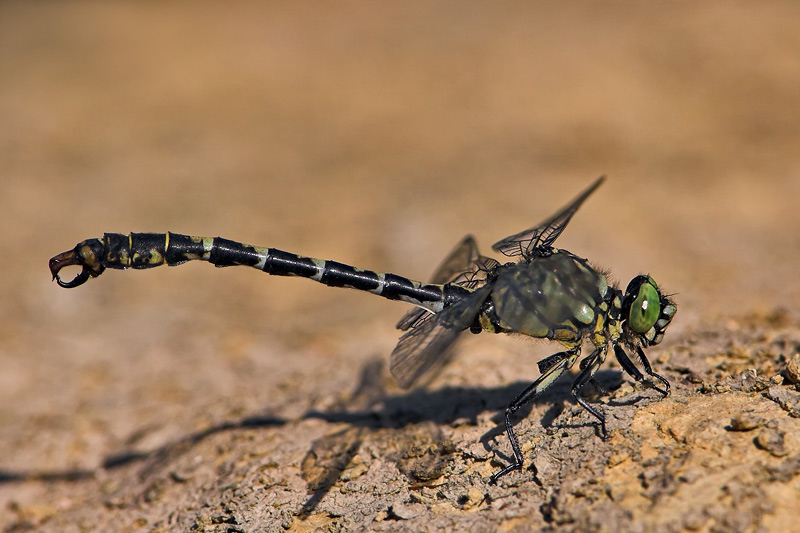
50,232,450,312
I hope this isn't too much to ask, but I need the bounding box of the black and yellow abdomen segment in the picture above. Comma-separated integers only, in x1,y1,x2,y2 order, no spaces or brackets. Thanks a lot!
49,232,460,312
489,250,609,342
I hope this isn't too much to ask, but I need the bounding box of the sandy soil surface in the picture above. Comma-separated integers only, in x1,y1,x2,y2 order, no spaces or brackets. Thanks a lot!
1,2,799,531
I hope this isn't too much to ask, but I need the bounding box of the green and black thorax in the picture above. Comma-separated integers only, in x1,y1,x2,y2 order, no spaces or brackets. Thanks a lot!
476,248,612,341
473,248,675,353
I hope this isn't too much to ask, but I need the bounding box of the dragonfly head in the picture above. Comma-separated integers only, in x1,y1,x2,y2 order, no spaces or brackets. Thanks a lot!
620,275,676,347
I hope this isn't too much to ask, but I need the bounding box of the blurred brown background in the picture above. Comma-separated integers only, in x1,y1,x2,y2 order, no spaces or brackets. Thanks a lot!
1,2,799,530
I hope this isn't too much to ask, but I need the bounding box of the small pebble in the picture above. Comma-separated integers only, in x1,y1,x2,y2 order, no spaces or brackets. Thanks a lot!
785,353,800,384
728,413,764,432
755,428,788,457
607,452,629,467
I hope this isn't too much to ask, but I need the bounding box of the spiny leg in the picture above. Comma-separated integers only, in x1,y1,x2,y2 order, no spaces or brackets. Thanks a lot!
635,345,670,396
613,344,670,396
580,355,609,396
571,346,609,439
588,377,609,396
489,346,580,484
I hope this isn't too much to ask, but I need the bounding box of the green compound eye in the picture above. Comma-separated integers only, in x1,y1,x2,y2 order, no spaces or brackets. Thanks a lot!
629,279,660,334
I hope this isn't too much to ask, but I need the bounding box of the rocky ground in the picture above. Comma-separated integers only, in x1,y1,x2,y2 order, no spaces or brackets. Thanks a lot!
1,2,799,531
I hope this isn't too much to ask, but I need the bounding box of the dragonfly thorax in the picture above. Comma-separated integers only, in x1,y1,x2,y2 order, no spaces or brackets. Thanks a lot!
483,250,610,343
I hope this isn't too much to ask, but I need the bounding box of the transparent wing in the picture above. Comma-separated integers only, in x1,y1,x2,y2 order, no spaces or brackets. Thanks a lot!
390,284,492,389
396,235,498,331
395,307,433,333
429,235,481,284
492,176,605,259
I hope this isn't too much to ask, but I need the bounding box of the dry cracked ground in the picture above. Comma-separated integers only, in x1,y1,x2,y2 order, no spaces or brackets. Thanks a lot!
1,3,799,532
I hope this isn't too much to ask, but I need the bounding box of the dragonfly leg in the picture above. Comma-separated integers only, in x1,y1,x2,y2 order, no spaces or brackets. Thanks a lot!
613,344,670,397
588,377,609,396
579,354,609,396
572,346,609,439
489,346,580,484
635,345,670,396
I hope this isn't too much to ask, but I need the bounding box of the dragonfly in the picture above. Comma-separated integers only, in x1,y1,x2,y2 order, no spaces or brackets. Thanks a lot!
49,176,677,483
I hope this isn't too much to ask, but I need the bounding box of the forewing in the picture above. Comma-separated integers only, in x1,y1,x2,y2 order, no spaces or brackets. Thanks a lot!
390,284,492,389
492,176,605,259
